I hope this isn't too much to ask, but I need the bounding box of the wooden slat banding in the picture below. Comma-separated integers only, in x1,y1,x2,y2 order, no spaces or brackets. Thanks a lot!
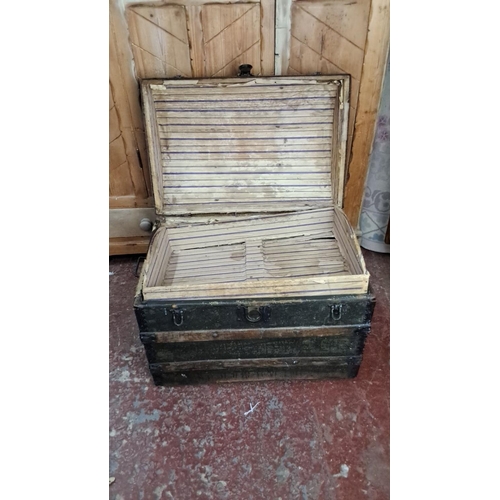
150,356,359,372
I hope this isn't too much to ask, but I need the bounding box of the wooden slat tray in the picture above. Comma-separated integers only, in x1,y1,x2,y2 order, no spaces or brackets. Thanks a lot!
142,207,368,300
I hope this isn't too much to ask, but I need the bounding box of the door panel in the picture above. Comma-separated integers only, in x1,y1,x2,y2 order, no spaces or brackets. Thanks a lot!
125,0,274,78
127,5,192,78
202,3,261,76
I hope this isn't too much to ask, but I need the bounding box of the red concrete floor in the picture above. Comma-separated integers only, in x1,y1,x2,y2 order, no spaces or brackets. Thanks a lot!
109,249,389,500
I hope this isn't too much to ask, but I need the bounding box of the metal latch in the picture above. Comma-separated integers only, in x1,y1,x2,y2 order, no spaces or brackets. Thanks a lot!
237,305,271,323
165,309,184,326
330,304,343,321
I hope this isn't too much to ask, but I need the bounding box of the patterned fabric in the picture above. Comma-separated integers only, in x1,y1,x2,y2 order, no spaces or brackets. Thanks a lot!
360,55,390,253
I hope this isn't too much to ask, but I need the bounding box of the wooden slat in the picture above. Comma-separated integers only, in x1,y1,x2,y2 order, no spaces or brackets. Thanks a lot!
150,356,359,372
151,83,338,96
148,325,366,343
332,206,367,274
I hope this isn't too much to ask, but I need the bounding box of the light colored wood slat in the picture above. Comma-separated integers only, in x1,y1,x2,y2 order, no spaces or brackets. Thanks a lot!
162,176,332,184
161,202,330,214
154,97,335,109
162,140,332,148
165,193,331,203
167,243,341,262
331,207,364,275
161,142,332,151
143,228,171,288
123,0,260,5
162,150,331,158
344,0,389,226
167,223,333,247
151,87,338,97
168,222,334,246
164,185,332,192
166,265,348,283
168,252,344,272
160,130,334,139
156,112,335,121
167,208,334,236
164,186,332,193
159,272,366,293
152,89,337,101
142,84,164,213
332,206,367,273
143,274,369,299
158,124,333,132
149,75,347,86
161,163,332,171
333,76,349,207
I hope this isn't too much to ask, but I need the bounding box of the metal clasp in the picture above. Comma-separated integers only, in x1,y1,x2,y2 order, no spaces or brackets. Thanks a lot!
237,305,271,323
171,309,184,326
330,304,343,321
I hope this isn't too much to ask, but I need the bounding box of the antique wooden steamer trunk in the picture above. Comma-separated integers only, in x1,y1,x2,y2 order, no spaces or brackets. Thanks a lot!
134,72,375,385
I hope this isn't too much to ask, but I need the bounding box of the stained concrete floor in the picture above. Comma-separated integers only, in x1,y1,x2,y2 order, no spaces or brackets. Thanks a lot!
109,249,389,500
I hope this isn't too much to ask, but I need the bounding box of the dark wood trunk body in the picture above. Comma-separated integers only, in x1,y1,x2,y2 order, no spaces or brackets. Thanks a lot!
134,292,375,385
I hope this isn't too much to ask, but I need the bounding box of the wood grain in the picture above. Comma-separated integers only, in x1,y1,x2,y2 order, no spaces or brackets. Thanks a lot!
127,5,192,78
109,236,151,255
344,0,390,225
150,355,360,372
144,325,367,343
109,0,154,254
